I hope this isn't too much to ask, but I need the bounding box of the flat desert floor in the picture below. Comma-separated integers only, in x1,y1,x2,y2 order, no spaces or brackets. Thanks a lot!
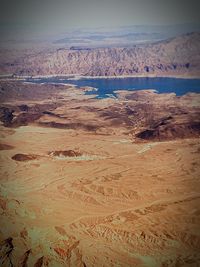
0,81,200,266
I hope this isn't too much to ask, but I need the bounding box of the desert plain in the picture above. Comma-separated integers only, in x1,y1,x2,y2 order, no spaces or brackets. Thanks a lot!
0,80,200,267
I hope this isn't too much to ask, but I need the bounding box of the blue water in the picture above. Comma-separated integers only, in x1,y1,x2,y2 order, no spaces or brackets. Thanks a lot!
26,77,200,98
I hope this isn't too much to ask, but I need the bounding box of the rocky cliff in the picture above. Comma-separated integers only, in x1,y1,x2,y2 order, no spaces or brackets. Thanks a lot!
0,32,200,77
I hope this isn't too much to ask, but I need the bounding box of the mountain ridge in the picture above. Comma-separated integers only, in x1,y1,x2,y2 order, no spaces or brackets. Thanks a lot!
0,32,200,77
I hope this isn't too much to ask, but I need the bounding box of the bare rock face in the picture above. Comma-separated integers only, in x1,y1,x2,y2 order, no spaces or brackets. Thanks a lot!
0,238,14,267
136,118,200,141
1,32,200,77
33,256,48,267
19,249,31,267
0,107,14,126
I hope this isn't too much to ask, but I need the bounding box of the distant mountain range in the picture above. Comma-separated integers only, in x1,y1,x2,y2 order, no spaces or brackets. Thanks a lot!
53,24,200,48
0,32,200,77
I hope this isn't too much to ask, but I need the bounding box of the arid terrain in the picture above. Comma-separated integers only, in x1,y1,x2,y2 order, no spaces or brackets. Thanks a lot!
0,80,200,266
1,32,200,77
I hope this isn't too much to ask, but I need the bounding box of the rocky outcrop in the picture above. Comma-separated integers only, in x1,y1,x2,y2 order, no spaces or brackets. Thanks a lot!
0,107,14,126
0,32,200,77
137,122,200,141
48,150,82,157
0,238,14,267
12,154,39,161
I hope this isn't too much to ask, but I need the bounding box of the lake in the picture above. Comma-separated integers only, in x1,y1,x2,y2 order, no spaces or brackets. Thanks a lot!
26,77,200,98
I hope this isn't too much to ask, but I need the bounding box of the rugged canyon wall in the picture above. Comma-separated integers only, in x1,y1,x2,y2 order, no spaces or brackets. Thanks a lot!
0,32,200,77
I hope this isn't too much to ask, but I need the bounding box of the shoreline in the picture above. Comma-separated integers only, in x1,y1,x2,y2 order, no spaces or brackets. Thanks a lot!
0,73,200,81
67,74,200,80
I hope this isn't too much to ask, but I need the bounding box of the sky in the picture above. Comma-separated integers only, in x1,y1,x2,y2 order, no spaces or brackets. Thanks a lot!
0,0,200,37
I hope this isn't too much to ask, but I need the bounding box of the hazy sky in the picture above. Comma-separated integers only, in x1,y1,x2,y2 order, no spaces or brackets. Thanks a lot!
1,0,200,34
